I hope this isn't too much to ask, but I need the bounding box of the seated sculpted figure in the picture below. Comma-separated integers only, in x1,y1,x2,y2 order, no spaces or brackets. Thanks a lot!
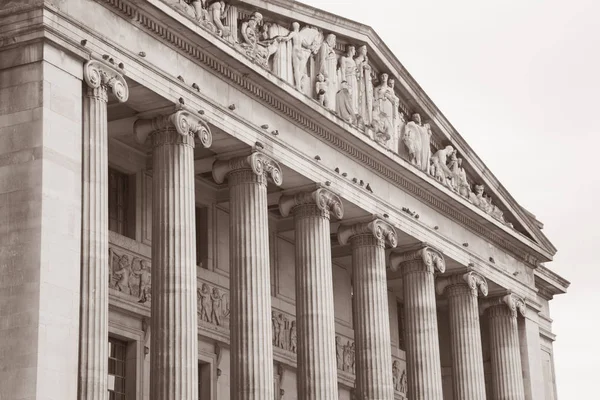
401,113,431,173
429,145,455,188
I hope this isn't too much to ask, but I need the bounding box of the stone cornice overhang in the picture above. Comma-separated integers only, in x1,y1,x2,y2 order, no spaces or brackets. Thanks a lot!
534,265,570,299
235,0,556,255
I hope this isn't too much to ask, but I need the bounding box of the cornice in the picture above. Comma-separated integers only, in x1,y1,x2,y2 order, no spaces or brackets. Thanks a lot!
79,0,549,267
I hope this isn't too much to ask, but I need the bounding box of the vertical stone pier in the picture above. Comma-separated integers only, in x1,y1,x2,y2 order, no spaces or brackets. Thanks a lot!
280,187,343,400
437,272,488,400
135,109,212,400
390,245,445,400
338,219,397,399
79,60,129,400
485,294,527,400
213,151,283,400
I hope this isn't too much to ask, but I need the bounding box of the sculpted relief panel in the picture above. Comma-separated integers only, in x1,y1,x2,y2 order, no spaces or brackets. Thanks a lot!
109,246,152,304
163,1,515,230
335,335,355,375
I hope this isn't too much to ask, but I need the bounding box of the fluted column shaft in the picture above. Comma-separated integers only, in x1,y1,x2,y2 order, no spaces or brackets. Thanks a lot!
338,219,397,400
150,128,198,400
391,247,445,400
280,189,343,400
213,152,283,400
79,60,128,400
487,301,526,400
440,273,488,400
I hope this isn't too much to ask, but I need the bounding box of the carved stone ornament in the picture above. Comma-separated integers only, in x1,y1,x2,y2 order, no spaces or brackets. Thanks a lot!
197,281,230,328
436,271,488,297
335,335,356,374
337,218,398,248
212,151,283,186
482,293,526,318
133,107,212,147
272,311,297,354
83,59,129,102
108,246,151,304
389,245,446,274
278,187,344,219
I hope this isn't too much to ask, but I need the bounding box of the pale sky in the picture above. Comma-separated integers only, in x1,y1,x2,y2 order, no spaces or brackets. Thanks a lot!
300,0,599,397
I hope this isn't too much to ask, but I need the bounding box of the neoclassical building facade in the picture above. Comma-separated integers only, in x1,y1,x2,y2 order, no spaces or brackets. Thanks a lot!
0,1,569,399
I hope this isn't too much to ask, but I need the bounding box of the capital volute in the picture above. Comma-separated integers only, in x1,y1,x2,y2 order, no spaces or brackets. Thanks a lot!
436,271,488,297
133,108,213,148
212,151,283,186
83,59,129,102
279,187,344,219
482,293,526,318
337,218,397,248
389,245,446,274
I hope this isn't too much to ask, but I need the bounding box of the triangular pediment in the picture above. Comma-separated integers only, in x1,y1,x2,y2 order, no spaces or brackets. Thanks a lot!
154,0,555,260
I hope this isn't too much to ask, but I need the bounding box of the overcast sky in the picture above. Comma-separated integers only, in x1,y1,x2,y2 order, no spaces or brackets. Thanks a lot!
299,0,599,396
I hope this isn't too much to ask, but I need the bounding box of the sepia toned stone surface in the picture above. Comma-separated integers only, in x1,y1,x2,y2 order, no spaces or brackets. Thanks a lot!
213,151,282,400
339,219,397,399
390,246,446,400
280,188,343,400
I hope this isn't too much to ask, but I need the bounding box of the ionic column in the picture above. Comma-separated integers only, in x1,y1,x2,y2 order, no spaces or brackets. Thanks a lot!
135,109,213,400
437,272,488,400
79,60,129,400
389,246,445,400
338,219,397,399
483,294,527,400
213,151,283,400
279,188,343,400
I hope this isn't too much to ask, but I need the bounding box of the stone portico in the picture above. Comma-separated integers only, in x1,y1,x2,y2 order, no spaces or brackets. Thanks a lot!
0,1,568,400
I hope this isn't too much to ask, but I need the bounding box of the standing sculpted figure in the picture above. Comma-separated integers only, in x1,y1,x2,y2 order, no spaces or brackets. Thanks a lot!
430,145,455,188
355,45,373,125
278,23,323,94
206,1,230,37
338,45,358,116
372,73,396,144
198,283,211,322
402,113,431,172
210,287,222,326
289,321,297,353
113,254,133,295
335,336,343,369
317,33,338,110
134,260,151,303
272,311,282,347
388,78,403,152
336,80,355,123
392,360,400,391
315,73,329,107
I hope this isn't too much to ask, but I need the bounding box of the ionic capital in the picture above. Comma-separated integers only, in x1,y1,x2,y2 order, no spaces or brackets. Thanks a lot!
337,218,397,249
133,108,212,148
389,245,446,274
482,293,526,318
437,271,488,297
83,59,129,102
212,151,283,186
279,187,343,219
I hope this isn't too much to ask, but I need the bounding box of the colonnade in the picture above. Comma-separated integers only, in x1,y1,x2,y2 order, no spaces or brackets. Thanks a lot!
78,58,529,400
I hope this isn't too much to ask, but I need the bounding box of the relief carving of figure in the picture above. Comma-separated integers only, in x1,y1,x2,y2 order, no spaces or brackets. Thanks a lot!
279,314,289,350
239,12,280,69
401,113,431,173
289,321,297,353
338,45,358,117
198,283,211,323
336,80,355,124
349,341,355,372
113,254,134,295
388,77,403,152
371,73,396,145
355,45,373,125
272,311,282,348
392,360,400,391
278,23,323,94
210,287,222,326
316,33,338,110
189,0,230,38
430,145,455,188
342,341,350,372
457,161,470,198
400,369,407,393
315,73,329,107
134,260,151,303
335,336,342,369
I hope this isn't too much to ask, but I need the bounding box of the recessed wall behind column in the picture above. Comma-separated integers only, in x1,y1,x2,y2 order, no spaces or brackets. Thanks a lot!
0,41,83,400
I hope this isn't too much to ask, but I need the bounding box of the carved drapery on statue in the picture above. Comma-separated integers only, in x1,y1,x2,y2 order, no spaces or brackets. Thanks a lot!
164,1,515,230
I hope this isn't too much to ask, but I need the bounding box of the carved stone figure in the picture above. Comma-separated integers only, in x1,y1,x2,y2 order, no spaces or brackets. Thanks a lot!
392,360,400,391
342,341,350,372
315,73,329,107
278,23,323,94
338,45,357,116
188,0,230,37
272,311,282,348
457,162,470,197
355,45,373,124
400,369,407,393
289,321,297,353
113,254,133,295
430,145,454,188
210,287,222,325
349,341,355,372
198,283,211,323
401,113,431,172
239,12,280,68
336,80,355,123
134,260,152,303
388,77,403,152
279,314,289,349
316,33,338,110
372,73,396,144
335,336,342,369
